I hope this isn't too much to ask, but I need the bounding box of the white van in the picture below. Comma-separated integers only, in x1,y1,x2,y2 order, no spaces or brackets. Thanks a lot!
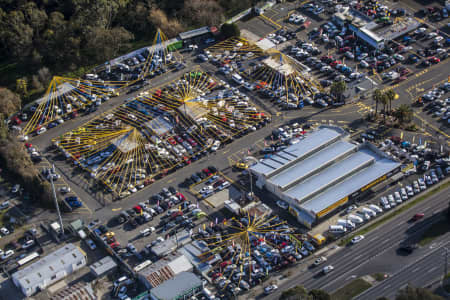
362,207,376,217
329,225,346,234
348,214,364,224
232,73,244,85
369,204,383,214
337,219,355,230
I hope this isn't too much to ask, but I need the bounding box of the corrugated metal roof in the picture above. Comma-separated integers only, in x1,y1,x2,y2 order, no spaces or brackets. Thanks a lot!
285,151,375,203
270,141,357,189
179,27,210,40
150,272,202,300
250,127,342,177
302,155,400,214
13,243,85,290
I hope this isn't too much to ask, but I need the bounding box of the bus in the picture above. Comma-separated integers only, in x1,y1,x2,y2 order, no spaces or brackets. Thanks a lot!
17,252,40,266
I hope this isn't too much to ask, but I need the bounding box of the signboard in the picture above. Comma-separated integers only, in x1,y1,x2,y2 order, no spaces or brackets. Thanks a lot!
361,175,387,192
289,206,299,217
317,196,348,217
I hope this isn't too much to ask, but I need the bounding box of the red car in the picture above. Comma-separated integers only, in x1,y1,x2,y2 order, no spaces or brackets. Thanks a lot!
400,69,411,76
339,46,351,53
171,211,183,219
12,116,22,125
330,60,341,67
24,143,32,148
428,56,440,63
176,192,186,201
412,213,424,221
395,76,407,83
187,138,198,147
175,136,184,143
110,242,120,249
167,137,177,145
202,168,212,176
133,205,143,213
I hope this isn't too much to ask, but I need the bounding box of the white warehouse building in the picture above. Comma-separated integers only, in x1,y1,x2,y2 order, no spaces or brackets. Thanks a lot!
250,126,400,228
12,243,87,296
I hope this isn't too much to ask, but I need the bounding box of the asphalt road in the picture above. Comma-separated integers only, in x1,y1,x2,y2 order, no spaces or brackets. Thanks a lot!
355,238,450,300
266,182,450,299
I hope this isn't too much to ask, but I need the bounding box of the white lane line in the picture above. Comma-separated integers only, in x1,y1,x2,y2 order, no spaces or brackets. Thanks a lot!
427,266,437,273
353,254,363,261
381,238,390,244
423,206,430,210
382,284,391,290
433,210,440,214
368,235,379,242
412,267,421,273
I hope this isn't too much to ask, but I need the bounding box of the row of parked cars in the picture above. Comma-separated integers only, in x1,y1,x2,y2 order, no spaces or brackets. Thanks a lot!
420,84,450,123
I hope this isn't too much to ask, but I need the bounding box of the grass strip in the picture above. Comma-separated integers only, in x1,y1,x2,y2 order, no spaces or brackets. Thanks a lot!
418,219,450,246
339,180,450,246
331,278,372,300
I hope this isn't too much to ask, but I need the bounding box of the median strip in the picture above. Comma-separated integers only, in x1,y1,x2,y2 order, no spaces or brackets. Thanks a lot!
339,180,450,246
331,278,372,300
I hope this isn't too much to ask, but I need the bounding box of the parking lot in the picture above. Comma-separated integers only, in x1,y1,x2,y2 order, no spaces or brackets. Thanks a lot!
5,0,449,298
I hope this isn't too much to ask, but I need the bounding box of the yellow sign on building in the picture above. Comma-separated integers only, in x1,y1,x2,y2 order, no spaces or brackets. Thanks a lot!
317,196,348,218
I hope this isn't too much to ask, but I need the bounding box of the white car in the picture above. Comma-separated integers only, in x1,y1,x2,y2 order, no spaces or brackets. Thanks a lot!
276,200,289,210
1,250,14,260
322,265,334,274
0,227,10,235
264,285,278,294
200,186,213,194
59,186,71,194
37,127,47,135
406,185,414,197
360,60,369,68
400,188,408,200
351,235,364,244
394,192,402,204
22,240,35,249
313,256,327,266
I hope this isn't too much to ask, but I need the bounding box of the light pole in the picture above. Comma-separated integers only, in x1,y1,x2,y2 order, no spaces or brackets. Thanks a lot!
49,165,64,236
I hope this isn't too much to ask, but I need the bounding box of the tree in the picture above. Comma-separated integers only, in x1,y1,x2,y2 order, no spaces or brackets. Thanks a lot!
183,0,224,26
148,9,184,38
396,285,444,300
309,289,331,300
280,285,311,300
0,88,22,117
0,10,34,59
393,104,413,125
221,23,240,38
330,80,347,103
385,89,397,114
373,88,383,116
379,92,389,122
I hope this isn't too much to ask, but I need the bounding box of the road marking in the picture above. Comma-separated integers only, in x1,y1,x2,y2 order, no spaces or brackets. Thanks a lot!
382,284,391,290
368,235,379,242
353,254,363,260
427,266,437,273
412,267,421,273
112,208,121,211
